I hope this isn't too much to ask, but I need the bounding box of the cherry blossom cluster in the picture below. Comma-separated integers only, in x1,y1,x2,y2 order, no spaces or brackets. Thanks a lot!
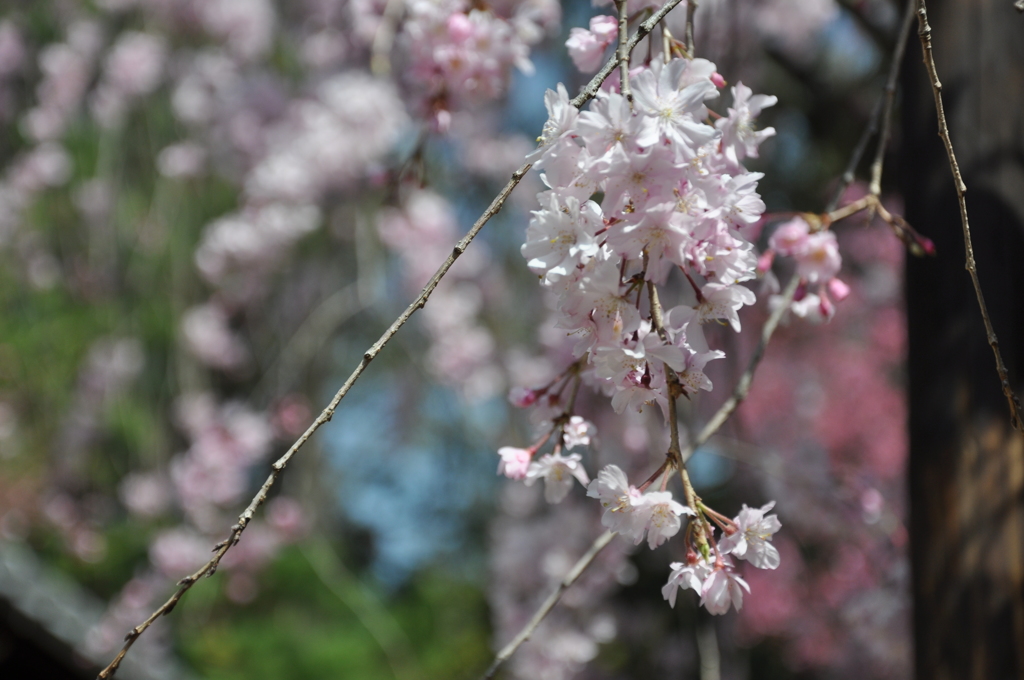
762,214,850,322
524,59,774,418
400,0,560,130
585,462,782,615
494,24,794,615
661,501,781,614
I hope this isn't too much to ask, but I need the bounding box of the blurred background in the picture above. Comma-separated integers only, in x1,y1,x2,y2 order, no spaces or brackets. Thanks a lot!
1,0,1017,679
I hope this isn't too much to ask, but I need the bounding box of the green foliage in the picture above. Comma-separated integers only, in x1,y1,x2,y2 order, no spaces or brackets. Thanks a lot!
175,546,492,680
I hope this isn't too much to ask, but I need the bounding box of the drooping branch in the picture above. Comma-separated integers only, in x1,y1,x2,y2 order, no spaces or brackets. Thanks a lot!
95,2,687,678
479,530,617,680
914,0,1023,431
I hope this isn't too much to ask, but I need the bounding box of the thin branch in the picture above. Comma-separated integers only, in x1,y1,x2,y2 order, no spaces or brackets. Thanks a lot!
684,275,800,463
829,97,880,213
615,0,632,103
480,530,616,680
914,0,1023,430
868,0,916,197
645,270,679,455
96,3,689,677
696,618,721,680
97,162,533,680
685,0,698,56
571,0,686,109
829,0,915,212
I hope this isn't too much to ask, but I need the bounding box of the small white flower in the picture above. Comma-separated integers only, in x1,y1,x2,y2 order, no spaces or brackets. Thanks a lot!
525,452,590,503
562,416,595,450
632,491,693,549
700,560,750,615
586,465,643,538
662,556,713,608
718,501,782,569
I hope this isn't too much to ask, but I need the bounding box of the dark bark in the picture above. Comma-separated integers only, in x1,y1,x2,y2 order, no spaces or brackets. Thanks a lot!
902,1,1024,679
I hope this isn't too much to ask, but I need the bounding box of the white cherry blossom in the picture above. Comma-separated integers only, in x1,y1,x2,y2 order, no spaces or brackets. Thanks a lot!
632,491,693,549
700,559,751,615
586,464,644,539
662,556,713,608
718,501,782,569
525,452,590,503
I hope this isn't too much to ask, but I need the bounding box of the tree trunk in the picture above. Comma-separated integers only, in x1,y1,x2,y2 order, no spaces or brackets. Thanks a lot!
902,1,1024,679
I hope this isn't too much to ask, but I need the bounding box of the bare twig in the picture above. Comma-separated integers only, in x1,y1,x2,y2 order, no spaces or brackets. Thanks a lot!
96,3,689,678
480,530,616,680
696,618,721,680
682,275,800,463
615,1,632,102
685,0,698,56
868,0,916,197
97,161,533,680
914,0,1023,430
830,0,915,212
829,97,881,213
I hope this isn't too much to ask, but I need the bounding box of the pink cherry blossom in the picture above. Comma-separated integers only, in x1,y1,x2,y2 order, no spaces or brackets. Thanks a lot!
796,230,842,284
769,217,812,255
508,386,538,408
497,446,533,480
566,15,617,73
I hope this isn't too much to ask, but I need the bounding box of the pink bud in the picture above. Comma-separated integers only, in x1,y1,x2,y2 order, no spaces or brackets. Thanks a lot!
819,292,835,320
827,277,851,302
769,217,811,256
508,386,538,408
497,446,533,480
756,249,775,274
917,235,936,256
446,13,474,42
793,281,808,302
590,15,619,43
711,72,726,88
